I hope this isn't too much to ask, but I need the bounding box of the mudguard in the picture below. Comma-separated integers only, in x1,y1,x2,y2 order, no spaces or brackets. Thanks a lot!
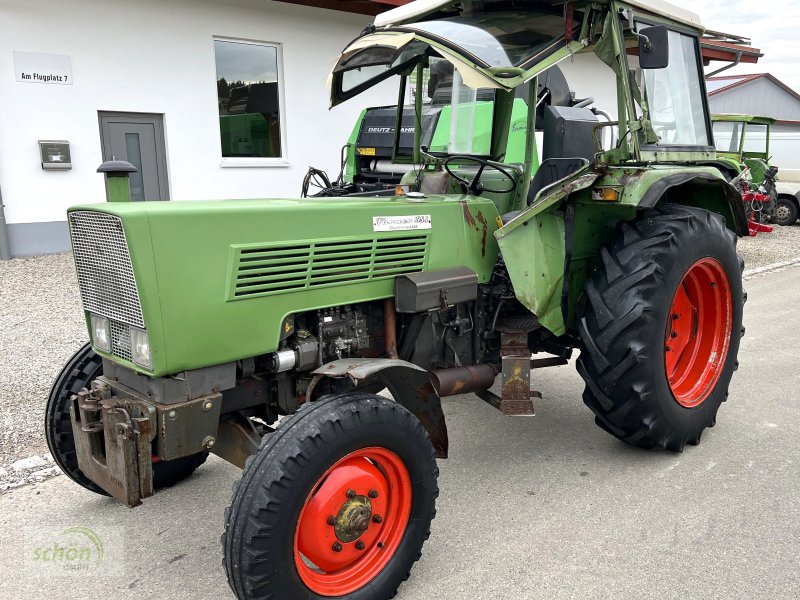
308,358,448,458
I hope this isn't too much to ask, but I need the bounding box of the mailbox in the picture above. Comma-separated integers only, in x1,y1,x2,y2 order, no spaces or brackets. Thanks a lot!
39,140,71,170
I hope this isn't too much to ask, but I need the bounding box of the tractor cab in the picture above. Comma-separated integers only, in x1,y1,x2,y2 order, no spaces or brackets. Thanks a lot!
314,0,724,223
711,114,777,183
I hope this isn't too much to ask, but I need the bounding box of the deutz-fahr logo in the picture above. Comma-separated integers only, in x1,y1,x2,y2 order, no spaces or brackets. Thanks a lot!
367,127,414,133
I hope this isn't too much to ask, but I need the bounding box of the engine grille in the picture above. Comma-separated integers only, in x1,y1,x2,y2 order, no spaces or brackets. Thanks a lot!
230,233,430,300
68,211,145,329
109,319,133,361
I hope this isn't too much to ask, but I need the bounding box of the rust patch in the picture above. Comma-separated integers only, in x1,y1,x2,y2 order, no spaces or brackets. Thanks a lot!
475,210,488,257
461,201,476,227
619,168,646,188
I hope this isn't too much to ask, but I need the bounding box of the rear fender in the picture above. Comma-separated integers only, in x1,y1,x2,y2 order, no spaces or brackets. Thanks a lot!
636,172,749,236
308,359,448,458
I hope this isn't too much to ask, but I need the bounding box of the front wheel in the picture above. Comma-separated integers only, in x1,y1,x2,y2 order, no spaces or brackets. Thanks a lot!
222,393,438,600
577,205,745,451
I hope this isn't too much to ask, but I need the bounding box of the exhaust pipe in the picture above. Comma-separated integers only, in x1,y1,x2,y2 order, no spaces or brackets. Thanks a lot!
430,364,498,397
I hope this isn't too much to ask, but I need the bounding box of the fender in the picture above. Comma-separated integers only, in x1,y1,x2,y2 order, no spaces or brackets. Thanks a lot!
638,172,749,236
308,358,448,458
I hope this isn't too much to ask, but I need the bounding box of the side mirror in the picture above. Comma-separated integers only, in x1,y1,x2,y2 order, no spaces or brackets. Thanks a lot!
638,25,670,69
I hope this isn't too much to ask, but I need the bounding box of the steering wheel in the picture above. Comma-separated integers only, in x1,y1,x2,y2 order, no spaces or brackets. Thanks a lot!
443,156,518,195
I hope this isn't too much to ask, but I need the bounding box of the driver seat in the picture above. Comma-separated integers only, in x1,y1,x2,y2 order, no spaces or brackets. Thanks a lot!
500,157,589,224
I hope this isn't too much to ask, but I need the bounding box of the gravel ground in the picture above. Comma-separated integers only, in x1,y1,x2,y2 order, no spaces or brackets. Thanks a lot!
0,253,87,471
738,221,800,269
1,221,798,479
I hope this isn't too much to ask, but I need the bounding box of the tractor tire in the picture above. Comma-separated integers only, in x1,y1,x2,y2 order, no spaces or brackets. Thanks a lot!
223,392,438,600
46,343,208,494
774,197,799,226
577,205,745,452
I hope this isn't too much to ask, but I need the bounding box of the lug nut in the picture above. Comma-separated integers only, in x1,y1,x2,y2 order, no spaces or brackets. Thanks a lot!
671,331,678,338
346,489,356,498
355,541,366,550
332,542,342,552
372,515,383,524
368,489,379,498
327,516,336,526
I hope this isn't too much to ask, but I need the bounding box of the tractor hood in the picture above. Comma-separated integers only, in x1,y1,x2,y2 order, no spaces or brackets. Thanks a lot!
67,196,501,377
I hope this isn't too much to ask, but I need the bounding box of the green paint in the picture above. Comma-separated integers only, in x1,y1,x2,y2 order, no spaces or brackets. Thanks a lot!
105,177,132,203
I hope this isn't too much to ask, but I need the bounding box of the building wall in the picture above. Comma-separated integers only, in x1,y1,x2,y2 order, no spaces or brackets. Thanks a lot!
708,79,800,121
0,0,396,256
708,79,800,180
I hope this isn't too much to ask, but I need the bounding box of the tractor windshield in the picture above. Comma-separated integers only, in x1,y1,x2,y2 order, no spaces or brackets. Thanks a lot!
422,57,497,156
712,121,745,154
742,123,769,155
404,10,578,68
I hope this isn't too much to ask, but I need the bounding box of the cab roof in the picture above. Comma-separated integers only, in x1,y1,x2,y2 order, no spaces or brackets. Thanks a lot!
374,0,704,31
711,114,776,125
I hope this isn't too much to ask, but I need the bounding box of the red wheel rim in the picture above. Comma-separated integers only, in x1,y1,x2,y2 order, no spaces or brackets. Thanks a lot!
665,258,733,408
294,447,412,596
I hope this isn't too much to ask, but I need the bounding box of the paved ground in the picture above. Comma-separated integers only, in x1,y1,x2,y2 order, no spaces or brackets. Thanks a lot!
1,266,798,599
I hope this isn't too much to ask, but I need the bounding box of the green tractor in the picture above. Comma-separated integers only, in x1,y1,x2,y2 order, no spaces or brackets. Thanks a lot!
48,1,748,598
711,113,779,222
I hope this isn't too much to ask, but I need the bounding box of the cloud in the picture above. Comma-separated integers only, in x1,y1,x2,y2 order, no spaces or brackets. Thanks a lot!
692,0,800,90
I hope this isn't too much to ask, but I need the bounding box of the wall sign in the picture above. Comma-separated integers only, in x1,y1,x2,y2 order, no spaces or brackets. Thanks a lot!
14,51,72,85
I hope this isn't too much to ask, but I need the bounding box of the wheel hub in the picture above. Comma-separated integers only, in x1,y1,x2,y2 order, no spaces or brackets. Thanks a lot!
776,205,790,221
334,495,373,542
294,447,412,596
665,258,733,408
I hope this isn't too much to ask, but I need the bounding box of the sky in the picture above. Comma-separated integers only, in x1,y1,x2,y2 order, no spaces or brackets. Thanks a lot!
689,0,800,91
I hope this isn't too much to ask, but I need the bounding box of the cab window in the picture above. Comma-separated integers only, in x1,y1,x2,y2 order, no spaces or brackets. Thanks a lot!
642,30,710,147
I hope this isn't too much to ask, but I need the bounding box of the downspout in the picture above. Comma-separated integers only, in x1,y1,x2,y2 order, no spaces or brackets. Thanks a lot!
0,183,11,260
707,50,743,78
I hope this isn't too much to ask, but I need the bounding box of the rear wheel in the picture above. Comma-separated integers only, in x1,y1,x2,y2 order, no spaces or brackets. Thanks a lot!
577,205,745,451
46,343,208,494
774,197,799,226
222,392,438,600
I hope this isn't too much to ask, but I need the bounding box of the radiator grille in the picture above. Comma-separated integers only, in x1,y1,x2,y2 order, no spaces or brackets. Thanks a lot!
231,233,430,299
109,319,133,361
68,211,145,329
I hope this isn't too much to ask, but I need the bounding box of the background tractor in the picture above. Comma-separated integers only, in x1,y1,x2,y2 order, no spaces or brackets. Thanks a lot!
48,1,748,599
711,114,780,224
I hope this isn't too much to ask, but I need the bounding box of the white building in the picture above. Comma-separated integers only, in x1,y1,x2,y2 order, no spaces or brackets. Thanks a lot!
0,0,761,259
0,0,401,258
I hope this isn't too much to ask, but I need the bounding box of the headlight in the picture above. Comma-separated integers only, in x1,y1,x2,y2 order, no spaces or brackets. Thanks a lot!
90,314,110,352
130,327,152,369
